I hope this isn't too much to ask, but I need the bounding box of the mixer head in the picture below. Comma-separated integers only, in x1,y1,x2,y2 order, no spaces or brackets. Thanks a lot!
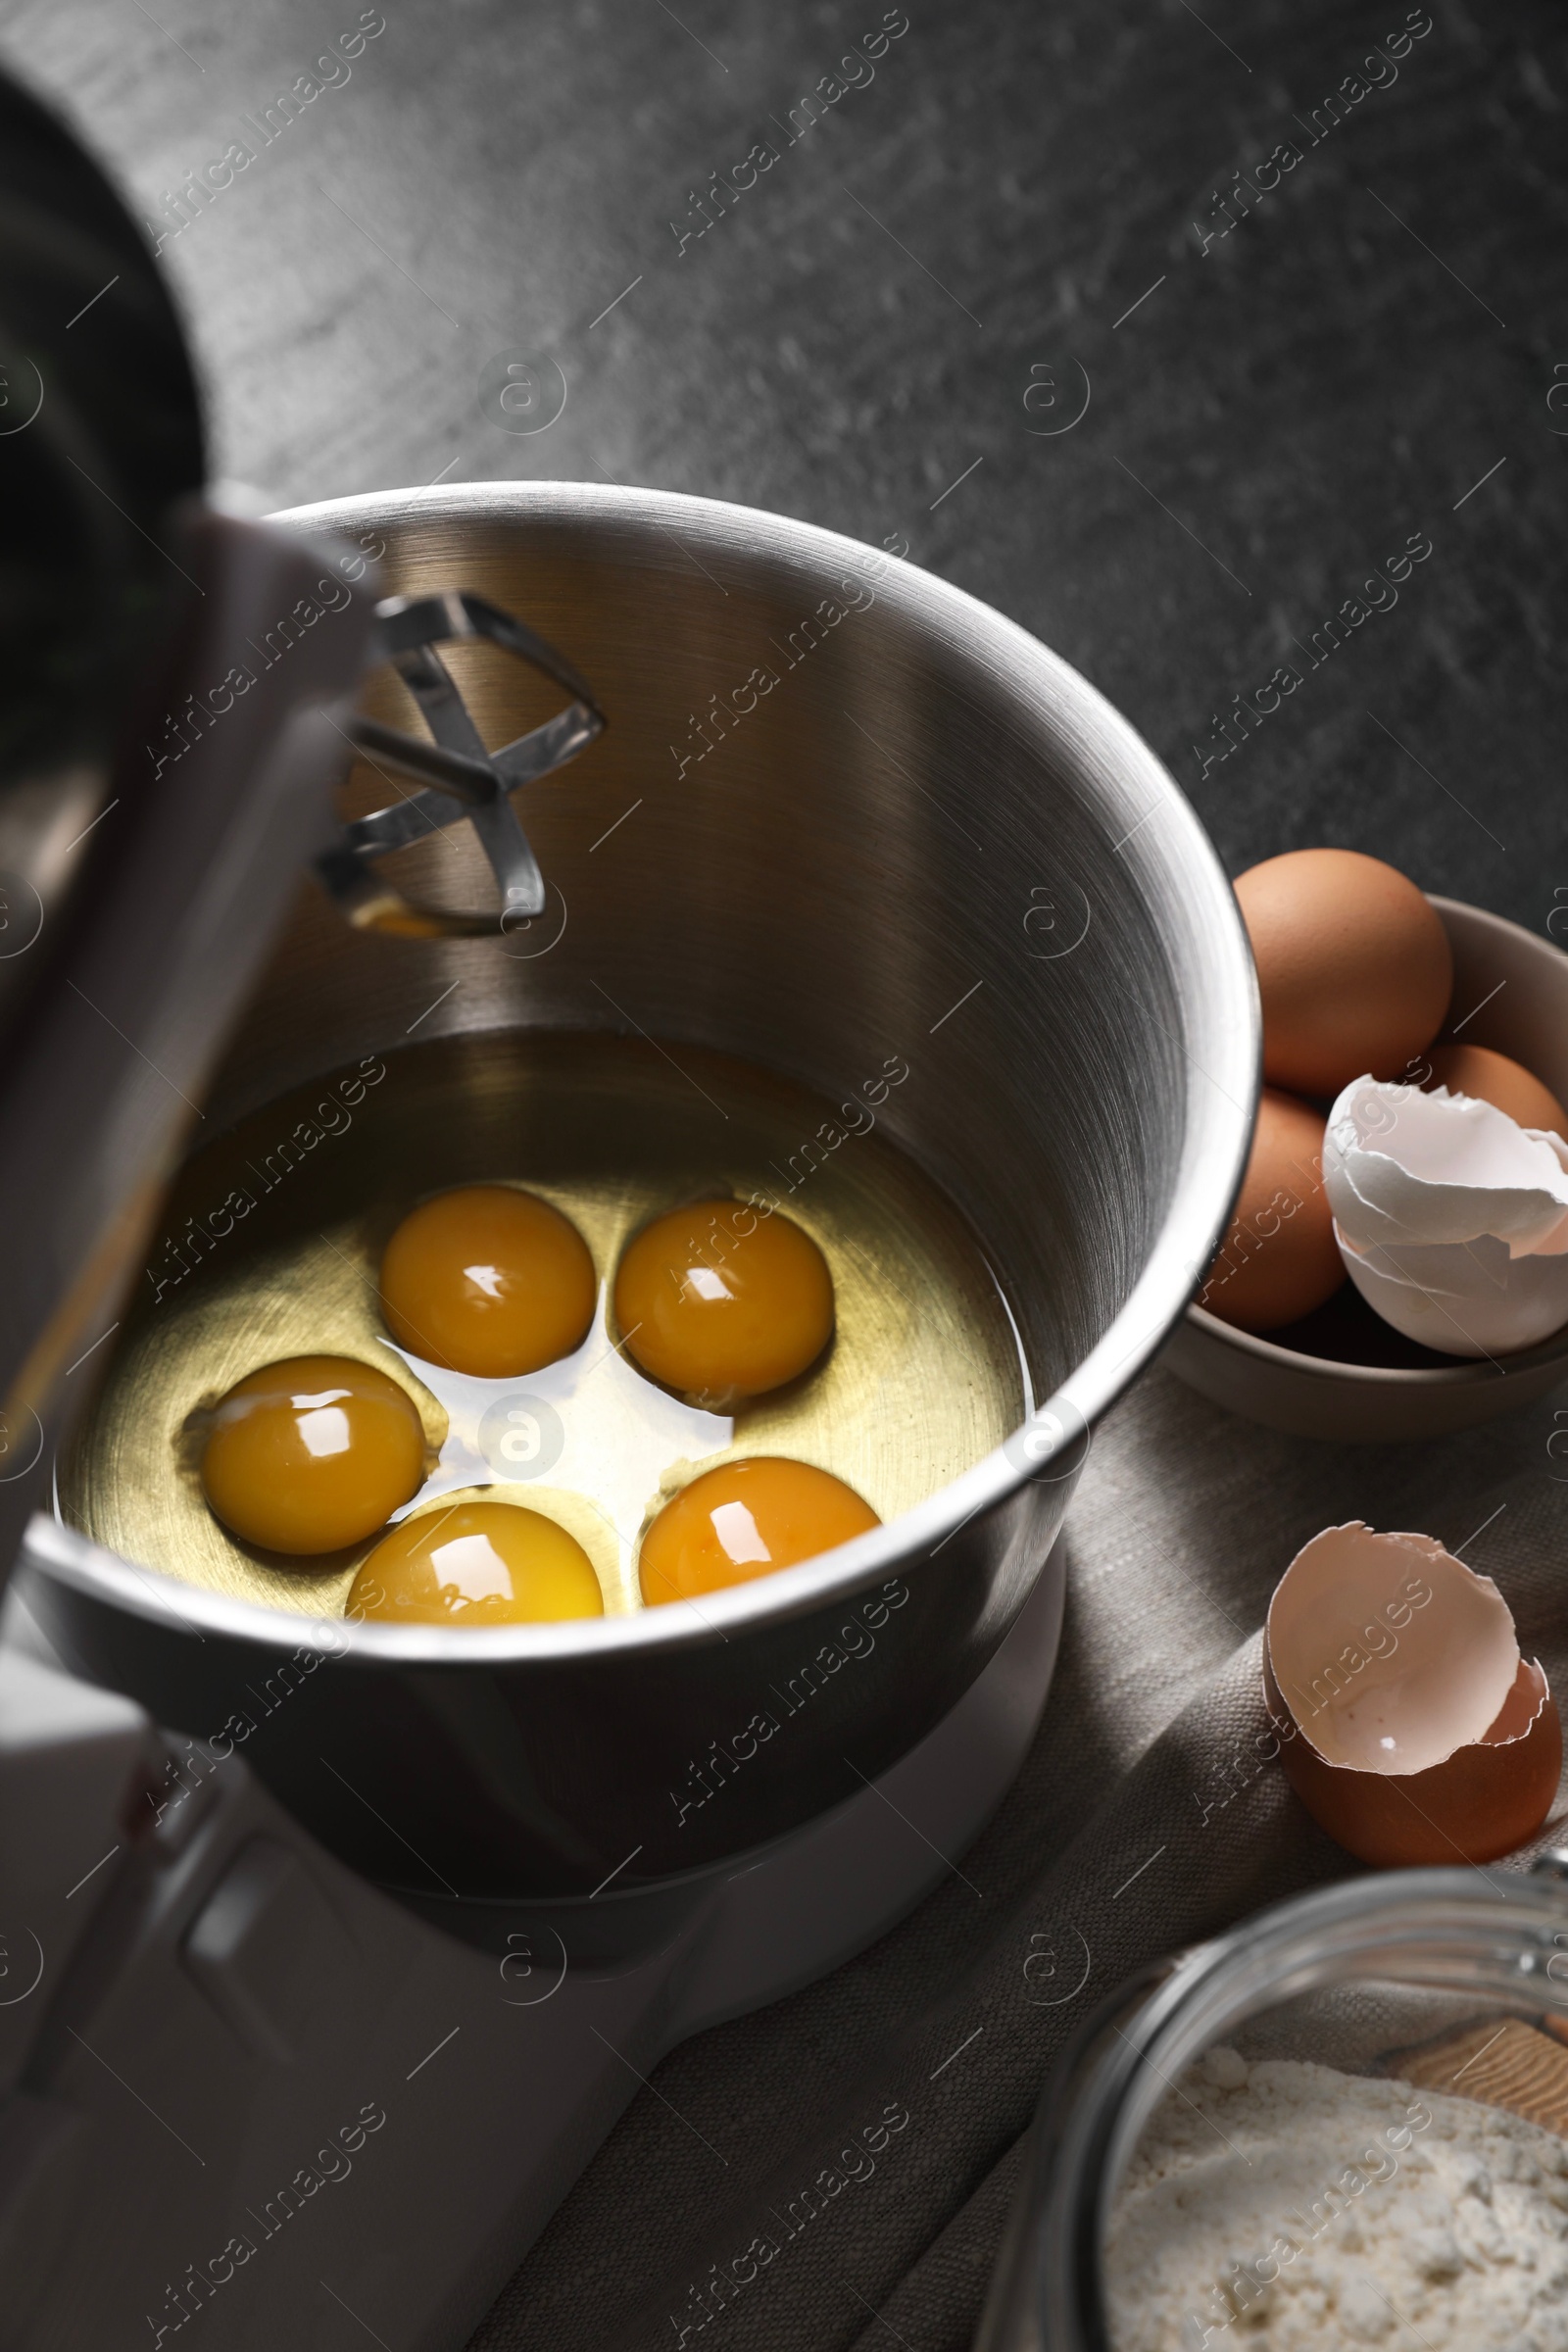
0,69,602,1595
0,68,204,1043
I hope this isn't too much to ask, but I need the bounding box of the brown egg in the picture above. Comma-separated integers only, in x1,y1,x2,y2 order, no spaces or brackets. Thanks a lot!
1200,1088,1346,1332
1235,849,1452,1096
1421,1042,1568,1139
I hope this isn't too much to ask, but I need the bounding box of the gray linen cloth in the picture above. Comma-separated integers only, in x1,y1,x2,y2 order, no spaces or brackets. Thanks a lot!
467,1362,1568,2352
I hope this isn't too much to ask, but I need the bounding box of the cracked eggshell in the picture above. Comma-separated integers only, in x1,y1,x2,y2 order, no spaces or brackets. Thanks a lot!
1322,1077,1568,1355
1262,1522,1561,1867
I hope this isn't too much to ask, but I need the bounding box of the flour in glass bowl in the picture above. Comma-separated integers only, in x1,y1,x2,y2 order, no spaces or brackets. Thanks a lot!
1104,2048,1568,2350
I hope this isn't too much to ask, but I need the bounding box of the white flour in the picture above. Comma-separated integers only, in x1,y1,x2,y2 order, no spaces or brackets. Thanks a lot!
1105,2049,1568,2350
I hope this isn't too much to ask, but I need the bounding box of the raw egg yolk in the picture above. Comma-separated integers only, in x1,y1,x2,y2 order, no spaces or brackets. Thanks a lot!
613,1200,833,1400
639,1456,879,1604
380,1185,596,1378
200,1354,426,1555
348,1500,604,1624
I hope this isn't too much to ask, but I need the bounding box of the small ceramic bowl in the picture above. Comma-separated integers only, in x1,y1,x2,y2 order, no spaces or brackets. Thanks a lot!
1164,897,1568,1441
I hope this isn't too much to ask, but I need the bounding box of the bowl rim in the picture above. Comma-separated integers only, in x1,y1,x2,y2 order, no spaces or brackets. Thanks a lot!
1184,892,1568,1392
31,479,1258,1665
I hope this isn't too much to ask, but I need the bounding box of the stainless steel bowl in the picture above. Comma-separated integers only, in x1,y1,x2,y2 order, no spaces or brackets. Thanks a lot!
21,484,1257,1910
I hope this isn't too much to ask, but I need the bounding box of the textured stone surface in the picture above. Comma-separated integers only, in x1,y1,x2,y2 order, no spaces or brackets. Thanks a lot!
9,0,1561,920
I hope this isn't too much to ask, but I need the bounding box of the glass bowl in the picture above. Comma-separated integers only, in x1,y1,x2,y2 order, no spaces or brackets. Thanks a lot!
979,1860,1568,2351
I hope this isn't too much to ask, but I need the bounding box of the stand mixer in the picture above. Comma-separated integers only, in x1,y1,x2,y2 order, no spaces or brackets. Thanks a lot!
0,69,1257,2351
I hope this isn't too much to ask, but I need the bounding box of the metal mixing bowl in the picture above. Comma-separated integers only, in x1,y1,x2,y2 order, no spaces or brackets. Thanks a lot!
21,484,1257,1913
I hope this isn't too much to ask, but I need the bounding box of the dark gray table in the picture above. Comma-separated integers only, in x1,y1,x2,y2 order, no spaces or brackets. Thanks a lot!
13,0,1559,924
9,2,1564,2344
